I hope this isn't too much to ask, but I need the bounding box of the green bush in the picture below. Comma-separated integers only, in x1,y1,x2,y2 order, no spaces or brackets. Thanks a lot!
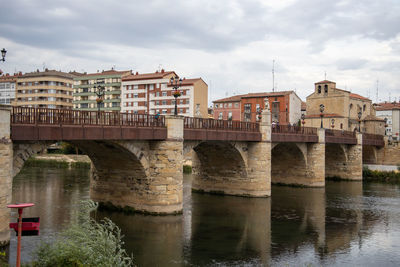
183,165,192,174
32,201,134,267
24,158,69,168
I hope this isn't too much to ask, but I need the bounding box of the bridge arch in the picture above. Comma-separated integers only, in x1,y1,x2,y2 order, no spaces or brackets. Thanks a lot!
271,143,307,186
191,141,250,195
362,145,377,164
325,143,348,178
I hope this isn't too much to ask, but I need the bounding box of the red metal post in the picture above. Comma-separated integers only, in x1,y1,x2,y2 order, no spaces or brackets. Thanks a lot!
16,208,23,267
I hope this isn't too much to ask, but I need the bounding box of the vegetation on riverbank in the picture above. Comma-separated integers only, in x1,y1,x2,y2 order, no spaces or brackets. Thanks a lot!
183,165,192,174
24,158,91,169
363,167,400,184
31,200,134,267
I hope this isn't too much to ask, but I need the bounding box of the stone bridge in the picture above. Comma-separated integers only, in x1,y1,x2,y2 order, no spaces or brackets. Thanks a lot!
0,105,386,246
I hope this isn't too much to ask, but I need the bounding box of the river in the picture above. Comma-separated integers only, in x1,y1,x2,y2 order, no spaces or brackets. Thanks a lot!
5,166,400,266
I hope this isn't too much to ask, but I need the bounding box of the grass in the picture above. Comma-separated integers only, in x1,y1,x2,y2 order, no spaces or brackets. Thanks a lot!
24,158,90,169
183,165,192,174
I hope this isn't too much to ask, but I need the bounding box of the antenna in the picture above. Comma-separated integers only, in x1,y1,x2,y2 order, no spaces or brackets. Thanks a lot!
324,71,327,80
158,64,162,72
376,80,379,103
389,92,391,102
272,59,275,92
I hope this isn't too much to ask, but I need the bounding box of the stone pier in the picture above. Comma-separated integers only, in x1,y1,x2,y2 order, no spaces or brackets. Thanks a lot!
0,105,12,246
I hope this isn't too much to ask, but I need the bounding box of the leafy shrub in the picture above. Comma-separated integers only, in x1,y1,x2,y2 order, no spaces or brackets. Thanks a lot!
363,166,400,184
32,201,134,267
183,165,192,174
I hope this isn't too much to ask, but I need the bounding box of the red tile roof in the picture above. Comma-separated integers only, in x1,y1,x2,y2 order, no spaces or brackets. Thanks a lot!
123,71,176,81
364,115,385,121
301,101,307,111
315,80,336,84
374,102,400,111
84,69,132,77
213,95,242,103
167,78,207,86
350,93,370,101
212,91,293,103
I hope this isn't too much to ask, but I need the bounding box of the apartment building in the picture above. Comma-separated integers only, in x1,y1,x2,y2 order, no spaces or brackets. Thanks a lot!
15,69,76,109
213,95,242,120
73,69,131,111
375,102,400,139
121,70,208,117
0,73,21,105
212,91,302,124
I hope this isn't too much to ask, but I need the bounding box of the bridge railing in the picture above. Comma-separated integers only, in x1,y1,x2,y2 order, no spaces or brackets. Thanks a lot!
325,129,355,138
11,107,165,127
272,125,317,135
184,117,259,132
362,133,384,141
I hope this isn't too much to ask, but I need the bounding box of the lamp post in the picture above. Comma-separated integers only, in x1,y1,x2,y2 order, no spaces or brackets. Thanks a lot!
319,104,325,128
358,111,362,132
170,76,182,116
1,48,6,62
93,83,105,113
384,117,388,135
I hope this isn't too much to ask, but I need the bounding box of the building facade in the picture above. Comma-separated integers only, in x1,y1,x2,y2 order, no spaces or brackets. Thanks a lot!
0,73,20,105
305,80,385,134
212,95,242,120
121,70,208,117
73,70,131,111
212,91,302,124
375,102,400,140
15,69,76,109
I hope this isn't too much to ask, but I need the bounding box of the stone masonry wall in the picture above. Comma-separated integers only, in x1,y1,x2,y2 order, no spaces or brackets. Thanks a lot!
0,105,12,246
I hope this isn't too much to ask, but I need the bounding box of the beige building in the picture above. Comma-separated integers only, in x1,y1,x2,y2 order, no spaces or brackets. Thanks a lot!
15,69,77,109
305,80,385,134
121,70,208,117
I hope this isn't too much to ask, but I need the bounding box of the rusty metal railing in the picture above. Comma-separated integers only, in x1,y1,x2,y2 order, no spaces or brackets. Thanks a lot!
184,117,259,132
272,125,317,135
325,129,355,138
11,107,165,127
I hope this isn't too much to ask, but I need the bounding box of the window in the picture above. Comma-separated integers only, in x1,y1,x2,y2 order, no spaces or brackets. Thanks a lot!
363,104,366,111
318,85,321,93
228,103,232,108
149,84,154,90
215,104,219,108
156,101,159,106
218,112,223,119
324,85,328,93
81,103,88,108
235,103,239,108
180,99,184,104
340,123,343,129
224,103,227,108
179,108,183,113
256,104,260,113
162,100,167,105
112,102,119,107
156,92,159,97
162,91,167,96
162,109,167,114
133,102,138,107
134,85,138,90
134,93,138,98
244,103,251,113
228,112,232,120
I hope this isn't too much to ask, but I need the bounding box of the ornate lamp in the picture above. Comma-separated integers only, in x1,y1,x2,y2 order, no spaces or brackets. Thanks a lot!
1,48,6,62
170,76,182,116
319,104,325,128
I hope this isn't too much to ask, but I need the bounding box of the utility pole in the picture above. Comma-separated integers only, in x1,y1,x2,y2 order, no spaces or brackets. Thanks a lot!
272,60,275,92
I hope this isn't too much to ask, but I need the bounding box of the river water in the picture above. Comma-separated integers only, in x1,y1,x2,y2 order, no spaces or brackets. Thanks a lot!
5,166,400,266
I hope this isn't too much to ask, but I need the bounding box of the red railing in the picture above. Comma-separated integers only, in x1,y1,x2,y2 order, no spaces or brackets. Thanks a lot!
11,107,165,127
325,129,356,138
272,125,317,135
362,133,384,141
184,117,259,132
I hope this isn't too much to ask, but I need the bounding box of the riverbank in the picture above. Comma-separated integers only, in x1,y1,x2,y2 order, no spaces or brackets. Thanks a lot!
363,167,400,184
25,154,91,169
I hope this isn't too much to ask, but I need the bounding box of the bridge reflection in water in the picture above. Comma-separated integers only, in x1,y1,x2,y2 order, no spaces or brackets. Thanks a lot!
9,168,398,266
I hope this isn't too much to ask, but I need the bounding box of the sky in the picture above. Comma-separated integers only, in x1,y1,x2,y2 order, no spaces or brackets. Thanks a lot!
1,0,400,105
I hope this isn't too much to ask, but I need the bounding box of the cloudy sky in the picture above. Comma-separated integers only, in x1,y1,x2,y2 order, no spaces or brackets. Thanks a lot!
1,0,399,104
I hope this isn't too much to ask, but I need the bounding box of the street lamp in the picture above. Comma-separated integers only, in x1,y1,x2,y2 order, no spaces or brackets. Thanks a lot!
170,76,182,116
93,83,105,112
1,48,6,62
384,117,388,135
301,113,306,126
331,118,335,129
358,111,362,132
319,104,325,128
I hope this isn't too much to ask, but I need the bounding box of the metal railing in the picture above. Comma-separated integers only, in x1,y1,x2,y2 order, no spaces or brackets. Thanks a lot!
325,129,356,138
362,133,384,141
272,125,318,135
184,117,259,132
11,107,165,127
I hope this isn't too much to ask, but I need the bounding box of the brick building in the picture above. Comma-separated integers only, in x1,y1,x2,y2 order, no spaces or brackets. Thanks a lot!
213,91,302,124
375,102,400,139
121,70,208,117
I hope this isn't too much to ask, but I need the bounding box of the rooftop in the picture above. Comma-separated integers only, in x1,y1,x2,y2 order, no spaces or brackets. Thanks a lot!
20,69,78,79
122,69,176,81
213,90,293,103
375,102,400,111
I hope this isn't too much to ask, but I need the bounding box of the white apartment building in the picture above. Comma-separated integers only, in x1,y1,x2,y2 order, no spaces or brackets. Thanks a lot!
375,102,400,140
0,73,19,105
121,70,208,117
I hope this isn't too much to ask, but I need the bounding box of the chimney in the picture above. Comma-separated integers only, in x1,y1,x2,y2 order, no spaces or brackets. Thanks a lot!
136,71,138,75
156,70,159,73
161,69,164,73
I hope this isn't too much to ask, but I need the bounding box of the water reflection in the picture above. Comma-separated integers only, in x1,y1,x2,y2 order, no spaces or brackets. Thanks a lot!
9,167,400,266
